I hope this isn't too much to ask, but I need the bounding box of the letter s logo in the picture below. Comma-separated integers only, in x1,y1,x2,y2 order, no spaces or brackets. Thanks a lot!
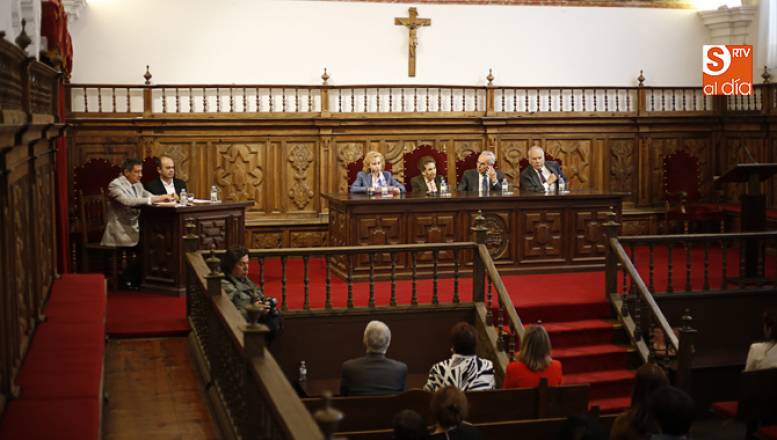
703,45,731,76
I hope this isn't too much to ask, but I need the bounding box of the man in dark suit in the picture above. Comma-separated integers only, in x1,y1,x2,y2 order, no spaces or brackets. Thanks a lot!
340,320,407,396
457,151,505,194
520,145,566,193
144,154,187,196
410,156,443,194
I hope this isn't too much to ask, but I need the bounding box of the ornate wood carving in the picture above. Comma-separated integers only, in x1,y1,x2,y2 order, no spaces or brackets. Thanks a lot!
471,211,511,261
214,143,265,210
410,213,457,262
289,231,328,248
572,208,610,259
609,139,635,202
336,142,365,193
286,142,316,211
355,215,403,267
499,140,529,186
248,231,283,249
520,210,562,261
544,139,592,189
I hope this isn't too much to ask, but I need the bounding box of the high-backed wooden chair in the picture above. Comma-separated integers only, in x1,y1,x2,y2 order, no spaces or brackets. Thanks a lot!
76,189,122,290
141,156,159,186
346,157,394,188
73,158,121,197
663,149,724,233
518,152,563,174
455,151,479,187
402,144,447,192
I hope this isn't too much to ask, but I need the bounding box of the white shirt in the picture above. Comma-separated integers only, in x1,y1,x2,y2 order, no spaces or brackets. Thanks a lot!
161,178,176,195
745,341,777,371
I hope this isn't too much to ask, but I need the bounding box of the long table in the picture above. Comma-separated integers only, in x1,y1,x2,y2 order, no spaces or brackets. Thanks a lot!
322,190,624,278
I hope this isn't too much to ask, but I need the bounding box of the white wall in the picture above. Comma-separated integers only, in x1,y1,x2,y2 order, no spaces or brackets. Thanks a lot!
67,0,716,86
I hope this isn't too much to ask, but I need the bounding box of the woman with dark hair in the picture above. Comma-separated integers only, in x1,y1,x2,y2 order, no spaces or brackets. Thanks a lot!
423,322,495,392
220,247,282,339
503,324,562,388
745,311,777,371
429,386,480,440
393,409,429,440
609,363,669,440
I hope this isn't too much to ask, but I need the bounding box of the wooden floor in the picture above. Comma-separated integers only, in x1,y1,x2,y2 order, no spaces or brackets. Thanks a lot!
104,337,219,440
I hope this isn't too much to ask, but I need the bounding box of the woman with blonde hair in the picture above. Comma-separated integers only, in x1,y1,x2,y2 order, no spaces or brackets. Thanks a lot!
502,324,563,388
350,150,406,195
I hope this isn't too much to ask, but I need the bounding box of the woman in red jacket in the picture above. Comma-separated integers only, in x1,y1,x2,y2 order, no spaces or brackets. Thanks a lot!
503,324,562,388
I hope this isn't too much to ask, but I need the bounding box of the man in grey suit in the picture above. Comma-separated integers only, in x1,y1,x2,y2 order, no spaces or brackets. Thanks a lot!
457,151,505,194
520,145,566,193
340,320,407,396
101,159,174,287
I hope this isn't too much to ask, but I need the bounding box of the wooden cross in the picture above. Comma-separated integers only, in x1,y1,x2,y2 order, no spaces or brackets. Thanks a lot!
394,7,431,77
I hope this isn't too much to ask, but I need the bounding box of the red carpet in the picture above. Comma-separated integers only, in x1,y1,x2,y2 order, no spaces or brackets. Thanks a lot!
106,291,189,337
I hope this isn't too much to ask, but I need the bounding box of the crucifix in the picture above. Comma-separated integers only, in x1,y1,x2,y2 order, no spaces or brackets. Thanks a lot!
394,7,431,77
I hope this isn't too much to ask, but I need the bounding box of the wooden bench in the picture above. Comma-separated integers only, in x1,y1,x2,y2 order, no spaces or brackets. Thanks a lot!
0,274,107,440
710,367,777,438
303,379,590,433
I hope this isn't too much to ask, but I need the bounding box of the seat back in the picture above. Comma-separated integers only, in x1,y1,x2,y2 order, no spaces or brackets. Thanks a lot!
402,144,447,191
518,152,563,174
455,151,479,185
73,158,121,196
663,149,702,202
77,189,107,246
141,156,159,186
347,157,394,187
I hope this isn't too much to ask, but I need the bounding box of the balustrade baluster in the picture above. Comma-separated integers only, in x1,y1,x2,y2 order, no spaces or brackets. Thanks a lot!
633,292,642,341
649,242,655,292
281,88,287,112
650,89,655,112
536,89,540,112
364,88,368,112
615,89,620,112
693,90,697,111
347,254,354,308
243,88,248,112
350,89,355,112
453,249,460,304
685,242,692,291
203,88,208,112
98,88,103,112
189,88,194,112
548,89,552,111
269,88,273,112
496,294,504,351
377,88,381,112
414,88,418,112
629,243,636,293
294,88,299,112
486,263,493,325
216,88,221,112
83,87,88,112
703,241,710,291
525,90,529,112
513,89,518,112
229,88,234,112
432,250,439,305
501,90,505,112
255,87,260,112
309,89,314,112
369,253,375,308
325,256,332,309
593,89,597,111
626,89,631,112
667,244,673,293
671,89,677,111
722,240,729,289
661,90,666,112
411,253,418,305
281,256,287,311
682,89,686,111
390,252,397,307
437,88,442,112
571,89,575,112
300,255,309,310
126,88,131,112
425,88,429,112
739,240,746,288
487,276,493,311
338,89,343,112
389,89,393,112
259,257,265,293
160,88,166,113
401,89,406,112
462,88,467,112
604,89,608,112
111,88,116,112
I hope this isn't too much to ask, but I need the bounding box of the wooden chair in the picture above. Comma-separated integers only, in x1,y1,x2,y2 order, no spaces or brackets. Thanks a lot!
662,149,725,234
346,157,394,188
76,189,123,290
141,156,159,186
402,144,447,192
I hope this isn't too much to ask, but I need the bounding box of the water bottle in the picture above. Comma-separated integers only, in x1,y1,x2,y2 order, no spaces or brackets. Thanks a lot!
439,177,449,196
558,175,567,193
380,179,388,196
179,189,188,206
210,185,219,202
298,360,308,383
501,178,510,195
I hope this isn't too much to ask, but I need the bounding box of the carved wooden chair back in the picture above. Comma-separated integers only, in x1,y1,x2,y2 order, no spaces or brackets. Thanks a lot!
402,144,447,191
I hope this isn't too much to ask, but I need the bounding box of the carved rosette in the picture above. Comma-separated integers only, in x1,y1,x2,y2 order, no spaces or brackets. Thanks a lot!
214,144,264,208
479,213,509,259
287,144,315,210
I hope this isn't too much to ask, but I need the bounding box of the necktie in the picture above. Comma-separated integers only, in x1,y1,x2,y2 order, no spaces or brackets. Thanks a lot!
428,179,437,192
481,173,488,194
538,169,546,184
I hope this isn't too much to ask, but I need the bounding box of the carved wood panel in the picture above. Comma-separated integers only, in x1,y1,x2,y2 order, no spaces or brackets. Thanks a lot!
544,139,592,189
498,139,529,187
289,231,328,248
355,215,404,267
248,231,284,249
213,143,265,211
285,141,317,213
198,218,227,250
572,208,610,260
608,139,635,203
409,213,457,263
648,136,713,205
468,211,512,262
520,210,562,261
144,220,175,282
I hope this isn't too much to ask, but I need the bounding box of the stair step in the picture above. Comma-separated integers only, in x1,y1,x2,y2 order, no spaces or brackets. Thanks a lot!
515,301,613,323
590,396,631,414
545,320,623,348
565,369,635,400
554,344,632,374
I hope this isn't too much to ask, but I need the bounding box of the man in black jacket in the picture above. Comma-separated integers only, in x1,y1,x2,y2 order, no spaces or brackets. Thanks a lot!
457,151,505,194
340,321,407,396
520,145,565,193
144,154,187,196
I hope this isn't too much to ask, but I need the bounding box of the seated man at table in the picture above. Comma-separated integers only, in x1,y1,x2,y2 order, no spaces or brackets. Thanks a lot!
457,151,504,194
520,145,566,193
351,150,406,195
101,158,174,287
144,154,187,197
340,320,407,396
410,156,443,194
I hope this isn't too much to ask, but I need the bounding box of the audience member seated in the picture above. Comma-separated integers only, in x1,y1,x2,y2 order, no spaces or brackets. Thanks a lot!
340,320,408,396
745,311,777,372
411,156,444,194
429,386,481,440
424,322,495,392
144,154,187,196
350,150,406,194
649,386,695,440
559,413,608,440
457,151,504,194
101,158,174,288
610,363,669,440
520,145,566,193
393,409,429,440
219,247,283,341
503,324,563,388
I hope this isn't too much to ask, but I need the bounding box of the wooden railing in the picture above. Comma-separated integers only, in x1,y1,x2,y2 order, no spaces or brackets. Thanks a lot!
65,67,777,118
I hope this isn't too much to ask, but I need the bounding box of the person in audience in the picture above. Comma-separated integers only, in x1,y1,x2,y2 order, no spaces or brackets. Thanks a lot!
520,145,566,193
429,386,480,439
457,151,504,194
411,156,443,194
340,320,408,396
610,363,669,440
424,322,495,392
503,324,563,388
393,409,429,440
745,310,777,371
558,413,608,440
101,158,174,288
351,150,406,194
219,247,282,340
144,154,187,197
649,386,695,440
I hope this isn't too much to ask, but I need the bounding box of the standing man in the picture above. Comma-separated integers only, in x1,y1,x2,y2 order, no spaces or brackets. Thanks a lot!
144,154,187,196
340,320,408,396
457,151,505,194
102,159,173,287
520,145,566,193
410,156,443,194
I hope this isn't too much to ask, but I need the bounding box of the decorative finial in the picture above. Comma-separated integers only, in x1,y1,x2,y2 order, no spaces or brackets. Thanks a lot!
144,65,152,85
243,304,263,328
321,67,330,85
681,308,693,330
486,68,494,86
314,391,344,438
15,19,31,52
637,70,645,87
762,66,771,84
